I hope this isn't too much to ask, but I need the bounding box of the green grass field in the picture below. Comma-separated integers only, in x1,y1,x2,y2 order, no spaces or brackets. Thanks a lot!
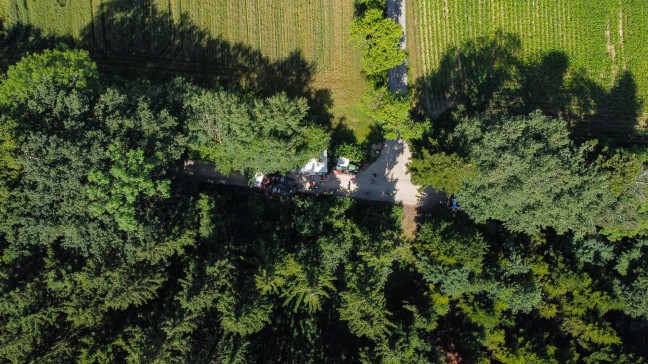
0,0,371,138
407,0,648,117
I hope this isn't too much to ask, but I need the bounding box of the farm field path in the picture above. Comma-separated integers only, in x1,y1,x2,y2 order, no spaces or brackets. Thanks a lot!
387,0,408,93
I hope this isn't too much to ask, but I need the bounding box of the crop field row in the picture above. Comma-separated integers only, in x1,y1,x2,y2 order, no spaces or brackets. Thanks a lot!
1,0,341,69
408,0,648,115
0,0,369,136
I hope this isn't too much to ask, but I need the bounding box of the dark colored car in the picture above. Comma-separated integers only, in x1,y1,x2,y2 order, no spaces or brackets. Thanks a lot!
270,174,298,189
269,185,292,197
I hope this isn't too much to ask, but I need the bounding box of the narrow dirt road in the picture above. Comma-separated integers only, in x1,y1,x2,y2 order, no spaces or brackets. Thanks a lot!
387,0,408,93
186,139,426,206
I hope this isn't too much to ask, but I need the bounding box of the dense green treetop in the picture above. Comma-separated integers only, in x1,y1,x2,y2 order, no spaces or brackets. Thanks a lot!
0,48,99,109
456,111,609,235
187,89,329,174
597,149,648,240
360,87,426,140
409,150,474,195
351,9,406,80
87,143,171,232
1,42,648,364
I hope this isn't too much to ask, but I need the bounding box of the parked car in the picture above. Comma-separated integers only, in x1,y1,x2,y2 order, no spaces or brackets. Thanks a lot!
333,164,359,175
269,185,292,197
270,174,298,188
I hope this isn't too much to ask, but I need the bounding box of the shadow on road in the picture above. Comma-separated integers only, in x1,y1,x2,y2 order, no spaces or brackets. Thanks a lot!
386,0,408,94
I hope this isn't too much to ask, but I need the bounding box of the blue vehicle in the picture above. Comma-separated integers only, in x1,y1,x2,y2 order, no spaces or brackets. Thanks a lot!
446,195,460,210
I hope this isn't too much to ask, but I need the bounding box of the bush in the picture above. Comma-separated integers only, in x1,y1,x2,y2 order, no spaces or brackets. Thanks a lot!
335,142,365,163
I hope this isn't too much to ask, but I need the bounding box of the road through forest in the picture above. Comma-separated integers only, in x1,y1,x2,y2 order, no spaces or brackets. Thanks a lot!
187,139,439,207
189,0,442,221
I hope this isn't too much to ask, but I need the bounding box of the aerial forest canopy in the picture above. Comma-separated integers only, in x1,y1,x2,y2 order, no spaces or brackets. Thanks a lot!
1,0,648,362
187,89,329,175
0,46,646,364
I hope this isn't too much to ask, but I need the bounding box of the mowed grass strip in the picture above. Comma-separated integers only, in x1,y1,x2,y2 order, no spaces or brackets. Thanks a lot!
408,0,648,116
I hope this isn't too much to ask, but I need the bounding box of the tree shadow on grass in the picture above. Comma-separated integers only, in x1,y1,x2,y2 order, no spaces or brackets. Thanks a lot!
0,24,74,71
572,70,644,145
329,120,358,159
0,0,333,127
412,30,645,148
412,30,524,120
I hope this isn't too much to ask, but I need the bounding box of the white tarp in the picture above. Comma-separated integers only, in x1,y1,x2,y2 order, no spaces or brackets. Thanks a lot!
253,172,264,187
301,150,328,175
336,157,350,167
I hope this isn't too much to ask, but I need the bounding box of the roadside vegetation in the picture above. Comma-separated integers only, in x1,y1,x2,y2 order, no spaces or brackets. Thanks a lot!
351,0,426,143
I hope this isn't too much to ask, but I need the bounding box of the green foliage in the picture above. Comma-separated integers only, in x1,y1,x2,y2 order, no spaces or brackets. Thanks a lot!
87,143,171,232
495,279,542,315
539,257,623,350
571,237,615,267
615,239,648,319
334,142,365,163
351,9,406,80
356,0,387,11
0,118,20,176
598,149,648,240
256,256,336,313
456,111,609,235
217,293,272,336
197,193,216,239
339,289,394,340
417,220,486,276
618,270,648,319
377,305,440,363
409,150,474,194
187,90,329,174
598,150,644,199
0,118,20,207
0,48,98,109
360,87,426,140
2,46,648,363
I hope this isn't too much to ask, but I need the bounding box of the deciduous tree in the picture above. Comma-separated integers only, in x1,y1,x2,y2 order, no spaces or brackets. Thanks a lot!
456,111,609,235
351,9,406,80
187,90,329,174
